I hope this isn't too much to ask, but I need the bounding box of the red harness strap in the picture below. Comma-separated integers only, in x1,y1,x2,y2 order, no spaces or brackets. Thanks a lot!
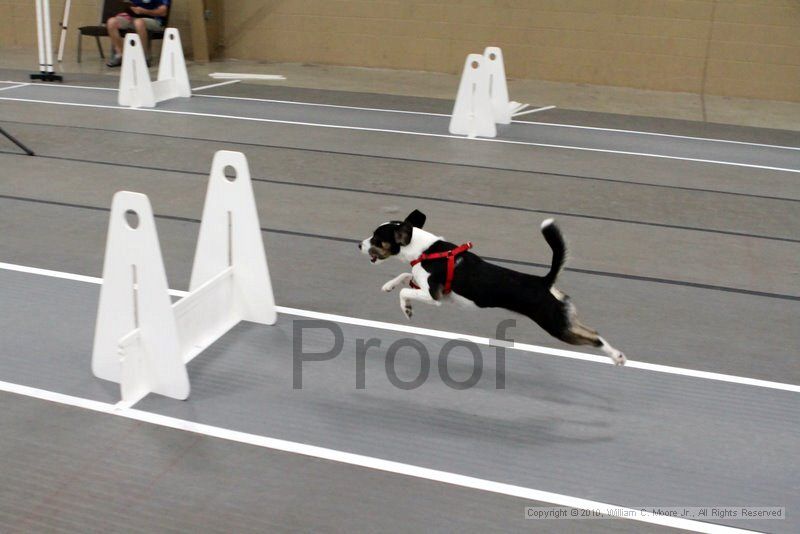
409,242,473,294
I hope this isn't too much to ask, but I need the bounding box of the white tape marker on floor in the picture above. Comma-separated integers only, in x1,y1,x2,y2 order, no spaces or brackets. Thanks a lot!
0,379,757,534
0,261,797,394
0,96,797,174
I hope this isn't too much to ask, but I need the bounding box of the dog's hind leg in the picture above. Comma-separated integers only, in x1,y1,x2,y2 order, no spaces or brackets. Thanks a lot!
382,272,413,292
562,320,626,366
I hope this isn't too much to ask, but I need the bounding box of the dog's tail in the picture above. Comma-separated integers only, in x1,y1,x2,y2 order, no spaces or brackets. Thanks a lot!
540,218,566,287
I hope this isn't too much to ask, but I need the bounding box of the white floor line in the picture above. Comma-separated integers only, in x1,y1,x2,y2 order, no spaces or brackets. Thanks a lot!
6,81,798,151
512,119,800,151
9,81,450,116
194,93,450,117
192,79,241,92
0,379,755,534
0,83,29,92
20,82,117,91
209,72,286,81
1,96,798,174
512,105,556,117
0,261,797,394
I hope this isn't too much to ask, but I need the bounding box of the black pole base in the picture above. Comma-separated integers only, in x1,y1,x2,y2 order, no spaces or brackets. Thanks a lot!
30,72,63,82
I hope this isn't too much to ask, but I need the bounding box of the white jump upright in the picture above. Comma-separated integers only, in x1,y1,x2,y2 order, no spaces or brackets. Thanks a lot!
483,47,528,124
118,28,191,108
448,54,496,139
449,46,529,138
92,151,276,405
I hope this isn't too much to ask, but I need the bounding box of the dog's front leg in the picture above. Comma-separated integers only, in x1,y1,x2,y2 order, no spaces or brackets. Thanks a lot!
382,272,413,292
398,288,440,319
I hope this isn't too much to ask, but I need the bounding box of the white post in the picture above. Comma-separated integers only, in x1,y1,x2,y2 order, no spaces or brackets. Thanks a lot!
42,0,55,73
34,0,47,72
57,0,72,63
32,0,62,80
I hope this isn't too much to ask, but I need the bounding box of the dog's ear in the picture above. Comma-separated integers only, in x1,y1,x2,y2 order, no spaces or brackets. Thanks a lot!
394,221,413,246
404,209,426,229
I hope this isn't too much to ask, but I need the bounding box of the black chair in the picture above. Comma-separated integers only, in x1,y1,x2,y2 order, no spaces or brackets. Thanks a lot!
77,0,171,62
77,0,126,62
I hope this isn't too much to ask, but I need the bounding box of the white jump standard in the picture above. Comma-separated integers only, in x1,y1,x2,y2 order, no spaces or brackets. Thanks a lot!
92,151,276,405
449,46,530,138
118,28,191,108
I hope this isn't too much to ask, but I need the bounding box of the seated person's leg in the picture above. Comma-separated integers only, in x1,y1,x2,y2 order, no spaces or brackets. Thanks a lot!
137,18,165,62
106,15,134,67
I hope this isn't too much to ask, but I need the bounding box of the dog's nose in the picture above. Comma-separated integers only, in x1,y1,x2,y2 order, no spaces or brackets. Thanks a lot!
358,242,362,250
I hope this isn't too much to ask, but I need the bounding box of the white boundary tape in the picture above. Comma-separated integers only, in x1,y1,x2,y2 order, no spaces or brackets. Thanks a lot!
0,261,797,394
193,80,241,92
0,379,754,533
209,72,286,81
1,81,798,152
1,96,797,174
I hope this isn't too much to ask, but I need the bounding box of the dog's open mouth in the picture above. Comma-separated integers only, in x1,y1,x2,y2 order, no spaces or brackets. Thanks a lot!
370,254,378,263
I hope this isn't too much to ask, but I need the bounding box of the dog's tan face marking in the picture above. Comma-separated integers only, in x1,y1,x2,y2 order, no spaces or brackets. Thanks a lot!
359,210,427,265
368,239,393,261
360,221,403,264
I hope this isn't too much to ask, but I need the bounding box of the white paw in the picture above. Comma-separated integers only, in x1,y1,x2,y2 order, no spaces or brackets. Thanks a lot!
611,351,627,366
401,301,413,319
382,281,396,292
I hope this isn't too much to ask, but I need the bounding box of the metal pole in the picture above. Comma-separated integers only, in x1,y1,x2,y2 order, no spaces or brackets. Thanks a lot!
31,0,63,81
57,0,72,63
0,127,35,156
34,0,47,72
42,0,55,72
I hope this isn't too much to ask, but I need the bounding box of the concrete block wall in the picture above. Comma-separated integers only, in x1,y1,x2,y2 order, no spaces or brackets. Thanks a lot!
1,1,796,102
0,0,192,61
218,0,799,102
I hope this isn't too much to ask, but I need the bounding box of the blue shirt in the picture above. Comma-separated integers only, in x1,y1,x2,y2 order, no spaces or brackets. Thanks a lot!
132,0,170,24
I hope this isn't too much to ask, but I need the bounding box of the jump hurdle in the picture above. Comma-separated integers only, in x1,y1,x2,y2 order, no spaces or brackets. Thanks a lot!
118,28,191,108
92,151,276,405
449,47,529,138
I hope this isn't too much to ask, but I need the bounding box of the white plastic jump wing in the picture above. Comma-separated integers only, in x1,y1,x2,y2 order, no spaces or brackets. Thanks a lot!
190,151,276,324
483,47,525,124
92,192,189,402
118,28,190,108
92,151,276,405
449,54,496,139
118,34,156,108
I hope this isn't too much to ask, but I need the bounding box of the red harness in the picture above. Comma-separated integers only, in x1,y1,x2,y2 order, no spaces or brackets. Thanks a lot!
409,242,473,294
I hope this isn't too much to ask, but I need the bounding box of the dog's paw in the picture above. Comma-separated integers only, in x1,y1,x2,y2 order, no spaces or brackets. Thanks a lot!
611,351,627,366
382,281,396,292
401,303,413,319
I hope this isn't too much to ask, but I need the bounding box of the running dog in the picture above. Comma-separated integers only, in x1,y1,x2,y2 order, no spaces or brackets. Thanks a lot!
359,210,626,365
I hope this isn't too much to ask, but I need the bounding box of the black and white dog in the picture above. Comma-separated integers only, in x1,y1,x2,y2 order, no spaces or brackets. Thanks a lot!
359,210,626,365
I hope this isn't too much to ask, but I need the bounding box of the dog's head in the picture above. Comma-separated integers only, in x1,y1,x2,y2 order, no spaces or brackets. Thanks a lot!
359,210,426,264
